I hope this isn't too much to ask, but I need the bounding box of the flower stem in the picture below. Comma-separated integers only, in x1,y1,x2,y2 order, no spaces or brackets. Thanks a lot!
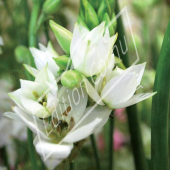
1,147,10,170
27,1,41,170
27,128,38,170
115,1,148,170
29,0,41,47
151,20,170,170
90,134,101,170
69,161,74,170
109,111,114,170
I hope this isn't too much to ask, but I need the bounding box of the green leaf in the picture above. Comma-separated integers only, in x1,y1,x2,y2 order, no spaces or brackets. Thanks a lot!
49,20,72,54
151,20,170,170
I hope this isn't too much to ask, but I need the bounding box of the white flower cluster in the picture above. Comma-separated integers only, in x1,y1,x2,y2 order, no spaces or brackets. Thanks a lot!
4,21,155,170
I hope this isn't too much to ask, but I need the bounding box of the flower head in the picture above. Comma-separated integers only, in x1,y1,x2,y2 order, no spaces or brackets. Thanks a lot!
70,22,117,77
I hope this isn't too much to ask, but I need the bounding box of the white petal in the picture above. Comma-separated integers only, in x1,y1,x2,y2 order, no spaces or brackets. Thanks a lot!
82,77,104,105
63,105,112,143
70,23,89,54
57,87,88,124
39,43,47,52
71,22,112,77
4,112,23,122
35,66,56,85
8,89,24,110
13,106,49,139
111,63,146,86
23,64,39,77
110,67,124,79
34,136,73,170
112,92,156,109
95,54,115,93
30,47,47,70
101,72,138,108
125,63,146,86
47,41,59,58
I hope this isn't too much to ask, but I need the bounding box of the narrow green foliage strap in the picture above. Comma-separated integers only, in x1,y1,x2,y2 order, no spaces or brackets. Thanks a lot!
151,20,170,170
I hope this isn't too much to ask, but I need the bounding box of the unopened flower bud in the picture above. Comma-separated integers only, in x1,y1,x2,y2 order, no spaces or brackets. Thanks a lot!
88,0,102,11
82,0,99,30
61,70,83,89
98,0,111,22
50,20,72,54
14,45,32,64
77,16,89,30
53,55,72,70
103,12,114,36
42,0,61,16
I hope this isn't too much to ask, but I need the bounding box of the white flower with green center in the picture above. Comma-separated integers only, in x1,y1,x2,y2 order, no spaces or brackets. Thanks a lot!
8,66,58,118
5,85,111,169
24,42,59,77
70,22,117,77
83,61,156,108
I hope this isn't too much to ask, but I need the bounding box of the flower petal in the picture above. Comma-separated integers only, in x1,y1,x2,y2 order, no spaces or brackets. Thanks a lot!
23,64,39,77
12,106,48,139
34,136,73,170
63,105,112,143
101,72,138,108
82,77,104,105
112,92,156,109
8,89,24,110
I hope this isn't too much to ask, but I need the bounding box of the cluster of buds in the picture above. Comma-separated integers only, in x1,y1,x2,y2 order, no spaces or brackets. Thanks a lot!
78,0,117,36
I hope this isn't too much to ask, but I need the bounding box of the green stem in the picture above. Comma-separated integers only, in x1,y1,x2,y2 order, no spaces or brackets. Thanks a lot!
27,128,38,170
151,20,170,170
27,1,42,170
44,21,50,43
69,161,74,170
1,147,10,170
115,1,148,170
29,0,41,48
127,106,148,170
109,111,114,170
90,134,101,170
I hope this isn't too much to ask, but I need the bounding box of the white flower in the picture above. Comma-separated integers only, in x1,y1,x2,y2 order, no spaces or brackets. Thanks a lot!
0,79,27,168
83,62,156,109
5,86,112,169
9,66,58,118
70,22,117,77
25,42,59,77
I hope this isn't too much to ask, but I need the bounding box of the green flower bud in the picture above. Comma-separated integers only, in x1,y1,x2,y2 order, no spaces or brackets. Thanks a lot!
49,20,72,54
61,70,83,89
98,0,111,22
114,57,126,70
53,55,72,70
14,45,32,64
111,12,117,31
103,12,114,36
108,0,116,14
42,0,61,15
77,16,89,30
82,0,99,30
88,0,102,11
